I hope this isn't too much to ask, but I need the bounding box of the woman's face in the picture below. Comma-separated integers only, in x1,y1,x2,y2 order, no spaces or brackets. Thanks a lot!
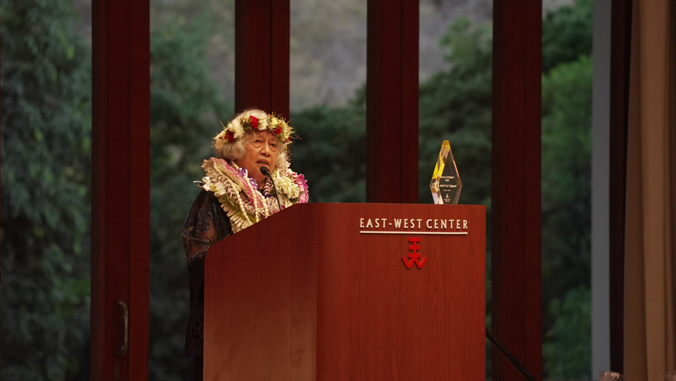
236,130,280,187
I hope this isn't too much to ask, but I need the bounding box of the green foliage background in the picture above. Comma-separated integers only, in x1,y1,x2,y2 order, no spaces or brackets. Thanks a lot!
1,0,593,379
148,15,233,379
1,0,91,379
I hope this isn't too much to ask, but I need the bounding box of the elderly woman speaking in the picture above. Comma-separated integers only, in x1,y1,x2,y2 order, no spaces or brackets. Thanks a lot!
181,108,309,379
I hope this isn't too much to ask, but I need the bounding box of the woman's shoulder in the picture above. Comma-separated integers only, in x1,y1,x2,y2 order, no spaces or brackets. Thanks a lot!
190,188,219,208
184,188,232,236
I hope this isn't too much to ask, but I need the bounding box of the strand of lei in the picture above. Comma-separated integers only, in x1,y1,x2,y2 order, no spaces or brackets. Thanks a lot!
232,176,253,225
218,170,253,227
210,161,254,226
231,162,270,221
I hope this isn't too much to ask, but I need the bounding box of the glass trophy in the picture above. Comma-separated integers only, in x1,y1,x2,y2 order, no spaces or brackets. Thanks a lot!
430,140,462,204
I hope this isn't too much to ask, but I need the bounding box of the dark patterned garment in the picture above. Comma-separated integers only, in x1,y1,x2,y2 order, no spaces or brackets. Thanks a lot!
181,189,233,358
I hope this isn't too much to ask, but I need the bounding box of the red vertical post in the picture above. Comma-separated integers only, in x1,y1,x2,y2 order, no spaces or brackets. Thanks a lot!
0,1,2,285
491,0,542,380
235,0,290,119
609,0,633,373
366,0,419,203
91,0,150,380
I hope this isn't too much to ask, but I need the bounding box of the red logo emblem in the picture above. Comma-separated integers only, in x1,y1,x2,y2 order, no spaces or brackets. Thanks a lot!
402,237,427,269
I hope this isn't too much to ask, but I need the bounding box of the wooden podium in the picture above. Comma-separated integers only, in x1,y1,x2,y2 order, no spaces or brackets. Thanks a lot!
204,203,485,380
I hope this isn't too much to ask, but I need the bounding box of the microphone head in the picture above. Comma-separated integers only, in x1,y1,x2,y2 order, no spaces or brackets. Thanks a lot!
260,166,270,176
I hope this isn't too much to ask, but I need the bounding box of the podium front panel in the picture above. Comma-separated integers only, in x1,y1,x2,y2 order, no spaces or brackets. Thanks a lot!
204,203,485,380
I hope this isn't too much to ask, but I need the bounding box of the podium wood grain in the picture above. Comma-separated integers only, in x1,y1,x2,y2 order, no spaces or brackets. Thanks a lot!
204,203,485,380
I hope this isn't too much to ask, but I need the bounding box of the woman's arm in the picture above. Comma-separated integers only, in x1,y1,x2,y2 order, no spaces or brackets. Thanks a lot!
181,190,223,281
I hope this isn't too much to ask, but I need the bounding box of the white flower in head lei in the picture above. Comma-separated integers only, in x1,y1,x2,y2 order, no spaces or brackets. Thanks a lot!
200,110,308,234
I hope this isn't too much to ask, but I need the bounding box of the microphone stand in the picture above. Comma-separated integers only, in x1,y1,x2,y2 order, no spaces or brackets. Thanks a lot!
486,328,538,381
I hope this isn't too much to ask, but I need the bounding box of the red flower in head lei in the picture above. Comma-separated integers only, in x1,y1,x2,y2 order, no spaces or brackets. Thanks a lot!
245,115,259,130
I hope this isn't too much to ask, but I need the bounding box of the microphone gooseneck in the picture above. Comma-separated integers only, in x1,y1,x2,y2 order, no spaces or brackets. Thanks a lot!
260,166,283,211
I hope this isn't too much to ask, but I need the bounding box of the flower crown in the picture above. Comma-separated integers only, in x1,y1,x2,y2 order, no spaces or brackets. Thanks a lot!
215,110,295,145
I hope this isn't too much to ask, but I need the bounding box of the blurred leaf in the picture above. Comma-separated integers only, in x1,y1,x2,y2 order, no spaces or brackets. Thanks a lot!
543,287,592,378
542,0,593,73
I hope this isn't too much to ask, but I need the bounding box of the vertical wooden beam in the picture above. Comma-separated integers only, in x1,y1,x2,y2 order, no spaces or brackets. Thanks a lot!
609,0,633,373
491,0,542,380
235,0,290,119
127,4,151,377
366,0,419,203
92,0,150,379
0,5,3,287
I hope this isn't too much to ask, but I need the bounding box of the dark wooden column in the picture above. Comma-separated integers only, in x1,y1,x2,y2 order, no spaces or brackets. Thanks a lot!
366,0,419,203
235,0,290,118
0,9,2,284
609,0,633,373
491,1,542,380
91,0,150,379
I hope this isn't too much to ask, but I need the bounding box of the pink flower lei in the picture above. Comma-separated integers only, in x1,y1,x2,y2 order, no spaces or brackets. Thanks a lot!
199,157,309,233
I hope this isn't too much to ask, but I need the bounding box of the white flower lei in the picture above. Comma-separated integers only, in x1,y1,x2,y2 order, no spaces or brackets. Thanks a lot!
200,157,309,233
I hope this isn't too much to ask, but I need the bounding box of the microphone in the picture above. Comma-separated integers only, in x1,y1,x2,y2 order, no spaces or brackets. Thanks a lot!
260,166,283,211
259,166,271,177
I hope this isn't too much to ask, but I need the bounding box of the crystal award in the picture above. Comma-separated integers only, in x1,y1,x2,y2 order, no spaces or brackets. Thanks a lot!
430,140,462,204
